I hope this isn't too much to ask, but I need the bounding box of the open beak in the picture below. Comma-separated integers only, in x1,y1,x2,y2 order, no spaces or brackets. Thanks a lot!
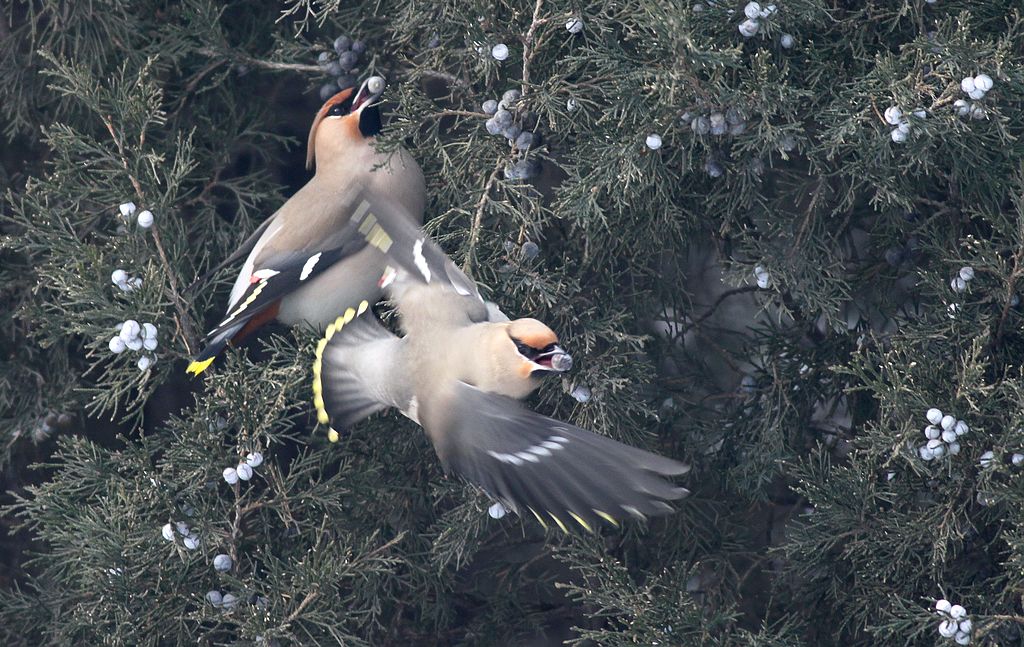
534,345,573,373
351,76,385,112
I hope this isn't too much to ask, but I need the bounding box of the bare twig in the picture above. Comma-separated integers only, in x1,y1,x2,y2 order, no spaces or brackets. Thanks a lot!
196,47,320,73
462,162,504,275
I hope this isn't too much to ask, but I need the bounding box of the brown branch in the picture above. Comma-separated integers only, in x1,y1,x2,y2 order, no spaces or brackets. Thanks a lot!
196,47,320,73
462,162,504,276
520,0,549,92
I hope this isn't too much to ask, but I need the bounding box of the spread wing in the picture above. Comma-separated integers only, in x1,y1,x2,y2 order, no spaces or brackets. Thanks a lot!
422,382,690,532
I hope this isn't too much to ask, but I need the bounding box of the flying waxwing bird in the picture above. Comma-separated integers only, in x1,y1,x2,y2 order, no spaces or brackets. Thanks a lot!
186,75,426,376
309,197,690,532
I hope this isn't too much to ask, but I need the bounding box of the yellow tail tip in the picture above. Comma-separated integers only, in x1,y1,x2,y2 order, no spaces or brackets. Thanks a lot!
186,357,215,376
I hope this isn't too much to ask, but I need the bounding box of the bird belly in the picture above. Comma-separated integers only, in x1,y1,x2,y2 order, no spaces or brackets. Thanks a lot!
277,247,383,326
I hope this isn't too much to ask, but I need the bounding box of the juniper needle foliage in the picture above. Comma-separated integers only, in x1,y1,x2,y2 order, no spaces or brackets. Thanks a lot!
3,1,1024,645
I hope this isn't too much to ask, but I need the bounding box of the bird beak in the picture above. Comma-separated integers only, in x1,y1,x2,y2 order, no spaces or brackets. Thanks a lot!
534,345,573,373
351,76,385,113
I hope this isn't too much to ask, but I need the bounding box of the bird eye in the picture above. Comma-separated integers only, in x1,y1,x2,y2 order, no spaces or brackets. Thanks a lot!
327,98,352,117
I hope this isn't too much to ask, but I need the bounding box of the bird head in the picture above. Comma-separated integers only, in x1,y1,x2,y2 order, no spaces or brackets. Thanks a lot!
306,75,386,170
506,318,573,378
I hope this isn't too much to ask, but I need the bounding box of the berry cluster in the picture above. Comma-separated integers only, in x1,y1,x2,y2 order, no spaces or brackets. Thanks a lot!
221,451,265,485
161,521,201,551
738,2,778,39
501,239,541,267
318,35,368,101
682,107,749,138
918,408,968,461
205,589,239,610
117,202,154,230
482,89,543,180
954,74,993,120
884,106,927,144
26,411,73,443
935,599,972,645
110,268,142,293
108,320,158,371
950,266,975,293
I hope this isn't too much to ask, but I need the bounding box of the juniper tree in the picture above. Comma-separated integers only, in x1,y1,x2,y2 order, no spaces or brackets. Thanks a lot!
3,0,1024,645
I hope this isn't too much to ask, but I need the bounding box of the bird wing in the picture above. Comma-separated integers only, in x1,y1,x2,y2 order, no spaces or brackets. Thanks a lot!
422,381,690,532
188,195,390,374
185,211,279,294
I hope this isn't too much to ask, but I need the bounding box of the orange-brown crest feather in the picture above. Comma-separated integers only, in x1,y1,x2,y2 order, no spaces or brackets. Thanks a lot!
508,318,559,349
306,88,355,170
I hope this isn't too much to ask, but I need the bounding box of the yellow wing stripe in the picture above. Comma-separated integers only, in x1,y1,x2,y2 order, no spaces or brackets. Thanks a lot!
312,300,371,438
186,357,215,376
527,507,548,530
594,510,620,527
548,512,569,534
568,511,593,533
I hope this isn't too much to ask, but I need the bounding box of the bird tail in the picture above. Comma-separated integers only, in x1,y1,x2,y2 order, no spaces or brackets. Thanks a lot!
313,300,406,442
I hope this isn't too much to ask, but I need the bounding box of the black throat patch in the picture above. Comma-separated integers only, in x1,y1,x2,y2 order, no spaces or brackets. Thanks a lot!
359,105,382,137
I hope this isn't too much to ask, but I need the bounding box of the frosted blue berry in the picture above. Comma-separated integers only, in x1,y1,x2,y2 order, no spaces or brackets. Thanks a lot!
220,593,238,609
739,19,760,38
501,89,521,107
337,51,358,71
502,124,522,141
482,99,498,115
236,463,253,481
566,98,578,112
333,36,352,53
939,621,957,638
213,553,232,572
744,2,761,19
317,52,333,68
884,106,902,126
246,451,264,468
350,40,366,55
754,265,770,288
119,202,137,217
515,131,535,150
109,336,127,354
646,133,663,150
488,502,507,519
959,266,975,281
691,116,711,135
891,128,907,143
924,425,940,440
954,99,970,117
206,590,223,606
571,385,592,403
336,75,356,91
491,43,509,61
941,428,957,443
780,33,795,48
137,355,153,371
1012,453,1024,466
325,62,342,76
493,109,513,128
521,241,540,258
161,523,175,541
968,88,985,100
222,467,238,485
960,77,976,93
111,269,128,286
974,74,993,92
705,159,724,177
940,415,955,430
485,118,503,135
565,17,584,34
183,534,200,550
951,276,967,292
979,451,994,468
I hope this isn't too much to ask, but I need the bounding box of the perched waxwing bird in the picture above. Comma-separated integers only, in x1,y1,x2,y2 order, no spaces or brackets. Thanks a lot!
310,198,690,532
186,75,426,376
